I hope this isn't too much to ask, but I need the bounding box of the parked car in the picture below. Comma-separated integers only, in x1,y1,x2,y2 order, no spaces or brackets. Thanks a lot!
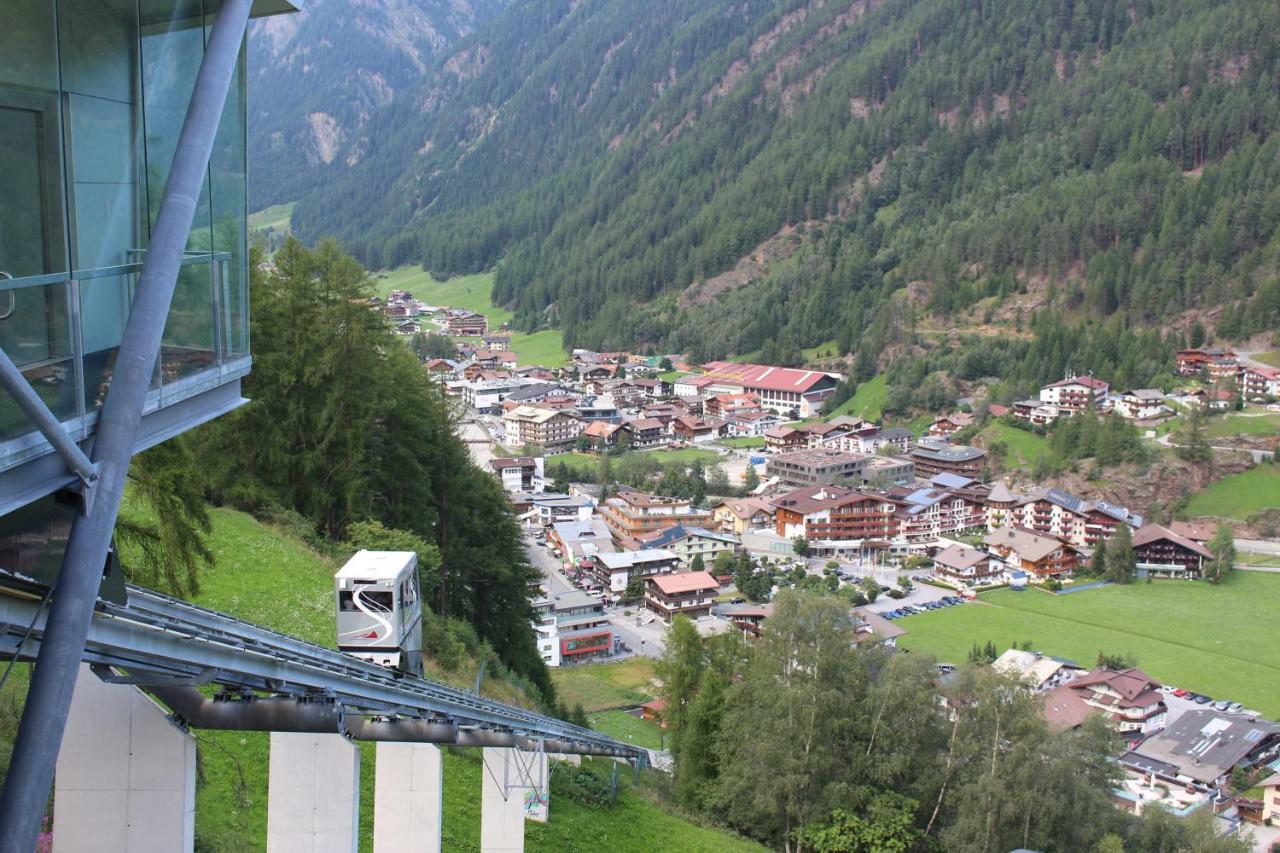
1214,700,1232,711
1227,702,1244,714
1194,695,1213,705
1172,688,1188,697
731,597,745,604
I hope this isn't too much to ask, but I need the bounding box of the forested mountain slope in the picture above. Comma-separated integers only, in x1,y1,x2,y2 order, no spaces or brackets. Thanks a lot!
247,0,509,210
290,0,1280,376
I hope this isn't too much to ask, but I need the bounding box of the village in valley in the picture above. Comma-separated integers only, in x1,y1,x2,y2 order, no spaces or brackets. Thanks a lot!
380,282,1280,842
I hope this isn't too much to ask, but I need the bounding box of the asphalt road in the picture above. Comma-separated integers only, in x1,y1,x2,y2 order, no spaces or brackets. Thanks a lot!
523,534,665,657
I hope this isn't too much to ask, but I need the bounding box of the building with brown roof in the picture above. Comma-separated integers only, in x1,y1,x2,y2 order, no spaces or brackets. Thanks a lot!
926,412,975,438
598,490,714,541
625,417,668,449
772,484,898,541
645,571,720,622
711,498,775,535
932,543,1001,584
1132,523,1214,579
984,527,1080,578
764,426,809,454
1060,667,1167,734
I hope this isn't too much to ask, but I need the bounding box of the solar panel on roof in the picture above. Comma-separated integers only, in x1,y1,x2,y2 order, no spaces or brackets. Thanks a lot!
932,472,973,489
1046,488,1084,513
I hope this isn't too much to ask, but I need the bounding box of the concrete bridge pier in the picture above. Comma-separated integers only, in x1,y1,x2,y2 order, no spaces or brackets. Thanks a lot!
481,746,548,853
52,665,197,853
267,732,360,852
373,742,443,853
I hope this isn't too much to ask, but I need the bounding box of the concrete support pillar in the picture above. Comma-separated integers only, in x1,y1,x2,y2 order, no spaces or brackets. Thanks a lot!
373,742,443,853
480,747,527,853
52,664,196,853
267,733,360,853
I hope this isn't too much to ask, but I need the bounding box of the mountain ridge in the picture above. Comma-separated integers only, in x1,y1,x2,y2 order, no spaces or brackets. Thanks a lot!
283,0,1280,386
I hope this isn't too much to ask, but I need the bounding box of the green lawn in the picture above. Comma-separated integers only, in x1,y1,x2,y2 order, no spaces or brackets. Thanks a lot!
248,202,294,234
718,435,766,449
897,573,1280,717
1252,352,1280,368
984,421,1052,468
551,658,659,712
588,710,667,751
1203,412,1280,439
828,374,887,420
1184,465,1280,519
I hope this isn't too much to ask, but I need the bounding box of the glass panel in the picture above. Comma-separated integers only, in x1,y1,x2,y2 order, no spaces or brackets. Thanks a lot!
211,42,248,358
160,262,216,384
0,0,59,91
140,0,212,254
67,95,144,269
58,0,138,104
0,282,76,442
0,93,68,278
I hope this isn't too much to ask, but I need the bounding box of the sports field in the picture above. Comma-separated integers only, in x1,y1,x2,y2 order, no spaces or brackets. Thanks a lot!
896,572,1280,717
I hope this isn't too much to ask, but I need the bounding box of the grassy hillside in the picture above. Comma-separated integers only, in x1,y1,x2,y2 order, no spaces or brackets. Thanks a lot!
372,267,569,367
828,374,887,421
1184,465,1280,519
897,573,1280,717
982,421,1053,469
181,506,747,851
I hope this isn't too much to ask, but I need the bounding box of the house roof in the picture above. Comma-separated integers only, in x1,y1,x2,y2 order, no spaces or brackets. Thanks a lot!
933,544,990,572
984,526,1072,562
714,498,774,519
551,519,613,545
1132,523,1213,560
1168,520,1217,543
649,571,719,595
582,421,621,438
1068,667,1162,704
1044,375,1110,391
765,426,804,439
626,417,665,431
695,361,842,394
595,549,679,569
640,525,738,549
770,484,877,516
853,609,905,642
1128,710,1280,785
491,457,538,470
503,405,574,424
987,480,1017,504
911,439,986,463
1042,684,1095,730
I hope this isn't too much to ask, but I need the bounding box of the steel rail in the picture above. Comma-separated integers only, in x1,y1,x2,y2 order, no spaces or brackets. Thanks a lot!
0,584,642,759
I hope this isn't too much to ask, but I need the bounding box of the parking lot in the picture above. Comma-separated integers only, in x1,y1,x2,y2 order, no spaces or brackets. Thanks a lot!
860,581,956,616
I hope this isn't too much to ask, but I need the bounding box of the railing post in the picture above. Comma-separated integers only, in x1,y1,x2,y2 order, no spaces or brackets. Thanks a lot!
0,1,255,848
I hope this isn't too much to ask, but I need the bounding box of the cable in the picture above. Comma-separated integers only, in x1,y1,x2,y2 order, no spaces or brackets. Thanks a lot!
0,580,57,693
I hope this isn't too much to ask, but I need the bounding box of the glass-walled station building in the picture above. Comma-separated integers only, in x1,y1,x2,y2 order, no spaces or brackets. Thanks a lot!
0,0,295,582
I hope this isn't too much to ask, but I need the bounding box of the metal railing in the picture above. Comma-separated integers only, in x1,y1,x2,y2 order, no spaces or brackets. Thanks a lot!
0,251,247,468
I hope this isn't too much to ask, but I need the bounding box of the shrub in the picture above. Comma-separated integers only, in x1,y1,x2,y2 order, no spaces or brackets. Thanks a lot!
550,762,615,808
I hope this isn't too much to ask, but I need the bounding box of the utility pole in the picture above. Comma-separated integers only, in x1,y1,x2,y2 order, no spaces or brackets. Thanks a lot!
0,2,254,848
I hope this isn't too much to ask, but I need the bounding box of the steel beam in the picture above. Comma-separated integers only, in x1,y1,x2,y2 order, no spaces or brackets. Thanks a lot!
0,586,643,759
0,346,98,495
0,2,256,848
